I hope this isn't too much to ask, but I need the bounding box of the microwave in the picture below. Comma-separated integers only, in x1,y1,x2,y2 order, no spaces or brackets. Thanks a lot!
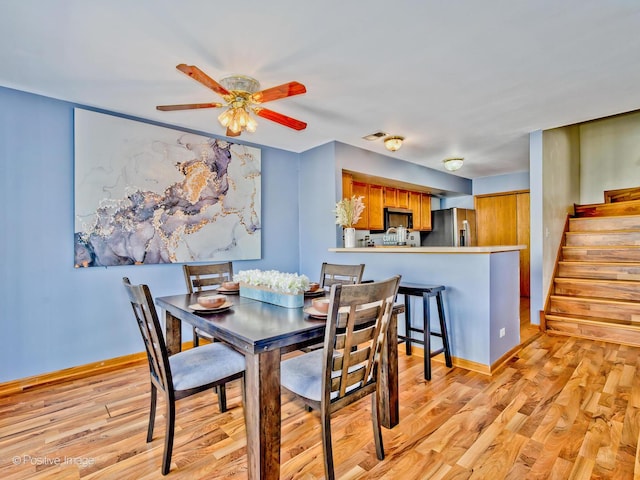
372,207,413,232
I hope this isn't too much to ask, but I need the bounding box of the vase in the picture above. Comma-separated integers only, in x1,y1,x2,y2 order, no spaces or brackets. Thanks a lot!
344,227,356,248
239,283,304,308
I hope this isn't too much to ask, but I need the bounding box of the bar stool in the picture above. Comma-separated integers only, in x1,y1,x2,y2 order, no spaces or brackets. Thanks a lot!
398,283,452,380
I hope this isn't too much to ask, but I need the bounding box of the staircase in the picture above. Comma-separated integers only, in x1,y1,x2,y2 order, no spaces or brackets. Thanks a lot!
545,190,640,346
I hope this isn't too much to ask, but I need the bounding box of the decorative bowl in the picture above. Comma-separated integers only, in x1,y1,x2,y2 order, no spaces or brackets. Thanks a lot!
312,298,330,314
308,282,320,292
197,294,226,309
221,281,240,290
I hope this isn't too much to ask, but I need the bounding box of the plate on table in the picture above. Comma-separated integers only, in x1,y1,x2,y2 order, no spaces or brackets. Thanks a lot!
189,301,233,314
304,306,328,319
216,287,240,295
304,289,325,297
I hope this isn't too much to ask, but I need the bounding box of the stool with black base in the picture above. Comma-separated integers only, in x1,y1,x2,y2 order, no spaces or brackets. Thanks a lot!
398,283,452,380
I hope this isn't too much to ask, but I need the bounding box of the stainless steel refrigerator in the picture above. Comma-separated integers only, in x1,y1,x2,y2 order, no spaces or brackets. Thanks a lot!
421,208,477,246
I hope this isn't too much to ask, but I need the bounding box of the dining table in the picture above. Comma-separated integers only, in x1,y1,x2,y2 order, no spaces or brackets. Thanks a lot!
155,289,403,480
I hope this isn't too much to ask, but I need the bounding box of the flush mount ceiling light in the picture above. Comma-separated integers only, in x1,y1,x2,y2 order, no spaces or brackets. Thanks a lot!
443,157,464,171
384,136,404,152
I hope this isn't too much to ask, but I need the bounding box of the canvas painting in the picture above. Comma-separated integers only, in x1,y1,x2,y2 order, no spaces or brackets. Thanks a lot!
74,109,261,267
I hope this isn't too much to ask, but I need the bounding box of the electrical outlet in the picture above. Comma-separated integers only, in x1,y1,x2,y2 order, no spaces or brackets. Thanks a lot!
499,328,506,338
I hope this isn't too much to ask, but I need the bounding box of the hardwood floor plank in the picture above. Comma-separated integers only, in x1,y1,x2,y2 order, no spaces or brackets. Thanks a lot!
3,334,640,479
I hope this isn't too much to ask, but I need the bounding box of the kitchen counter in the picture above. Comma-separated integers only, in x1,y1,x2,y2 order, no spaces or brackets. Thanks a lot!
330,245,525,254
323,246,525,375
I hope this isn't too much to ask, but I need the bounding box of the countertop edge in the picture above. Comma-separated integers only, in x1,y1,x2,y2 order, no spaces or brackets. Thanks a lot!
329,245,526,254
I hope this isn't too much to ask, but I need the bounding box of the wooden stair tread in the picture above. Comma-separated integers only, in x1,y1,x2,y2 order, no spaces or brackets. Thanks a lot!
563,245,640,250
566,229,640,234
559,260,640,266
554,277,640,286
574,199,640,217
550,294,640,306
545,313,639,328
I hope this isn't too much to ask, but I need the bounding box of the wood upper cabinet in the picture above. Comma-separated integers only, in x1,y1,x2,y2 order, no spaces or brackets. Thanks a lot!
368,184,384,230
342,172,353,199
409,192,421,230
341,171,431,231
397,189,409,209
384,187,397,207
420,193,432,231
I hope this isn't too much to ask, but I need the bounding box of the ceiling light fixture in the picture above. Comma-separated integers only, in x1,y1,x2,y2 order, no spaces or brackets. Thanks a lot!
216,75,261,134
384,136,404,152
443,157,464,171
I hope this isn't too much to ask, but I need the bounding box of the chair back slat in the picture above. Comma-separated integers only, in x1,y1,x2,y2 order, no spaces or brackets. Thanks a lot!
322,275,400,404
123,277,172,393
183,262,233,293
320,262,365,290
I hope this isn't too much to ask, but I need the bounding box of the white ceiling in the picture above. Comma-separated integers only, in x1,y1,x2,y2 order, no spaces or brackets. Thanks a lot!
2,0,640,178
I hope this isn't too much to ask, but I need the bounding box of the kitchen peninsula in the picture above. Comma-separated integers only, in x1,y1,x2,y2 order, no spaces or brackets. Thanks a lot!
328,245,526,374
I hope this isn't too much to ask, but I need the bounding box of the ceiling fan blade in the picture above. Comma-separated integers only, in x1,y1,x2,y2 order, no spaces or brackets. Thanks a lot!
176,64,230,97
251,81,306,103
254,107,307,130
226,127,241,137
156,102,223,111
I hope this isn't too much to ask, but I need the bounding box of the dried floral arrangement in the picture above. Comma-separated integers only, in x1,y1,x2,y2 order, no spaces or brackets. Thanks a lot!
334,195,365,228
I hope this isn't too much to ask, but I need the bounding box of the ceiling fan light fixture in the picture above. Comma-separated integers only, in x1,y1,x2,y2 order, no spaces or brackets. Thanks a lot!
384,136,404,152
160,65,307,136
443,157,464,171
218,109,233,127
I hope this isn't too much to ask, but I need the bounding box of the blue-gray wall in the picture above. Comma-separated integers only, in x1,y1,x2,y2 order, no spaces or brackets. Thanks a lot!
1,87,300,382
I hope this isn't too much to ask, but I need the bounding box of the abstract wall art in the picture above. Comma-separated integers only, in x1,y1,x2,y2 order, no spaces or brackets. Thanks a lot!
74,109,261,267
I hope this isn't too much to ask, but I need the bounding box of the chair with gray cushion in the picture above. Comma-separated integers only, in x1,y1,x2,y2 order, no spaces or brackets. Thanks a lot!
183,262,234,346
122,277,245,475
281,275,401,480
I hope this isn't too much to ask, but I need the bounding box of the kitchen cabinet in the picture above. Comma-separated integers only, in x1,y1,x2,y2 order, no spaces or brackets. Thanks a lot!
397,189,409,209
420,193,432,231
384,187,397,207
409,192,421,229
350,181,384,230
341,171,430,231
342,172,353,199
368,184,384,230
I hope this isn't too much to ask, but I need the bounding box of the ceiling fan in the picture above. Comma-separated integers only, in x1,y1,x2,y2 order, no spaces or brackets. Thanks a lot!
157,64,307,137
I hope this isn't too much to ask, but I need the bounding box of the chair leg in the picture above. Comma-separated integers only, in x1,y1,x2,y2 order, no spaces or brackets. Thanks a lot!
147,383,157,442
162,397,176,475
404,293,412,355
193,327,200,347
217,383,228,412
372,390,385,460
320,409,335,480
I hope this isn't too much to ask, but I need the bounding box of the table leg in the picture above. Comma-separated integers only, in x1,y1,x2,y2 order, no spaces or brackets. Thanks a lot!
244,348,281,480
164,311,182,356
379,309,400,429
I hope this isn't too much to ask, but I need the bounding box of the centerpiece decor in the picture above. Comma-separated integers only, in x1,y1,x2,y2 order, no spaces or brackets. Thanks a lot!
235,269,309,308
334,195,365,248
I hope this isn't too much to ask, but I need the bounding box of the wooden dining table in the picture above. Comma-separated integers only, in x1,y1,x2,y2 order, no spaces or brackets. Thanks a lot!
155,291,402,480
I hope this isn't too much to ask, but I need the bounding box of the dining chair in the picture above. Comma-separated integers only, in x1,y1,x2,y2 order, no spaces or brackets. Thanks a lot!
281,275,401,480
122,277,245,476
301,262,367,355
319,262,365,290
183,262,234,346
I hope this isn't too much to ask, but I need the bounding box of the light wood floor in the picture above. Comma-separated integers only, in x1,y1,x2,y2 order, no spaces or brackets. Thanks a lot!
3,322,640,479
